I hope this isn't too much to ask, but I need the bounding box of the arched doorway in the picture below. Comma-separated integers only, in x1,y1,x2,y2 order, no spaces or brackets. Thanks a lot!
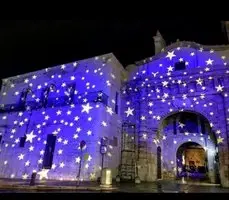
176,142,208,181
158,111,220,183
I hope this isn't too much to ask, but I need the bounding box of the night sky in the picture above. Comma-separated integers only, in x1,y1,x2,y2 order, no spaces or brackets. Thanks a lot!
0,20,227,80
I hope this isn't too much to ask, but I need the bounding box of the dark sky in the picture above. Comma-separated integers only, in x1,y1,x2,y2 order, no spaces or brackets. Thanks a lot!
0,20,227,80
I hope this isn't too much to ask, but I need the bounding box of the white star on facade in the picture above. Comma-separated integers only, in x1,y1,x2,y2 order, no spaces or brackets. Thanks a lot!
75,157,81,163
51,164,56,169
87,130,92,136
102,121,107,127
106,106,114,115
59,162,65,168
177,80,182,84
73,134,79,139
178,122,185,128
142,133,147,139
196,78,203,85
25,160,30,166
15,138,20,143
22,173,29,180
125,107,134,117
156,116,161,120
166,51,176,60
63,140,68,145
29,146,34,152
38,158,43,164
67,110,72,115
152,72,159,77
148,102,153,107
56,110,62,115
76,127,81,133
206,58,214,65
58,149,63,155
81,103,93,114
40,150,45,155
37,169,49,180
162,81,169,87
216,85,224,92
179,58,184,62
11,129,16,134
74,116,80,121
167,66,174,72
26,131,37,143
24,79,29,83
182,94,187,99
141,116,146,120
18,154,25,160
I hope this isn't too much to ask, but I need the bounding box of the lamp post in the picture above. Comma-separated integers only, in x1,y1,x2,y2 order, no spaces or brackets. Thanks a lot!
77,140,86,186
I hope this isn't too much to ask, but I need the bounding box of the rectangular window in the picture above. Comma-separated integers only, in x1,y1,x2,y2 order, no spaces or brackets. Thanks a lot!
0,135,2,143
113,136,118,147
115,92,119,114
201,120,206,134
175,61,186,71
43,134,56,169
19,136,26,147
173,118,177,135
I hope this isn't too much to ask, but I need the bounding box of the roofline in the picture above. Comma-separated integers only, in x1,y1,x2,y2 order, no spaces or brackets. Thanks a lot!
134,41,229,66
1,52,116,82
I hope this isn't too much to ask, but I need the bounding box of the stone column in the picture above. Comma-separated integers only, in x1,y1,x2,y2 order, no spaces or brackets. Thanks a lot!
217,92,229,187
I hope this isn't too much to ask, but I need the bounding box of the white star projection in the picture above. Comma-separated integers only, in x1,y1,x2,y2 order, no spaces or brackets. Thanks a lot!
122,42,228,159
166,51,176,60
37,169,49,180
0,43,228,182
125,107,134,117
0,55,119,181
26,131,37,143
81,103,93,114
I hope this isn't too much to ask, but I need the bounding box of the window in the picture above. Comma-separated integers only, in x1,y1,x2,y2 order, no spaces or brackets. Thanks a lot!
113,136,118,147
200,120,206,134
173,118,177,135
43,134,56,169
115,92,119,114
0,135,2,143
175,61,186,71
19,136,26,147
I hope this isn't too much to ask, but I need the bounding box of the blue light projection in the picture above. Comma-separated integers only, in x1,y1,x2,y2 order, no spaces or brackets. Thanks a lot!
121,43,229,179
0,55,120,181
0,42,228,182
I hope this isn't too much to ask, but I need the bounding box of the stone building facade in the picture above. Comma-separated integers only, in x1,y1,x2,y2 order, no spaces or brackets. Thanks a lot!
0,54,126,181
0,32,229,187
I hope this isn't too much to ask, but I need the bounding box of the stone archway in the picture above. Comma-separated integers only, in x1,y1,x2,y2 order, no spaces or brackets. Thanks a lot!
157,110,220,184
176,142,209,181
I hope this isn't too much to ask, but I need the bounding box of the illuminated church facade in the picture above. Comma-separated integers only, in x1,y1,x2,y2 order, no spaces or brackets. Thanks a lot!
0,31,229,187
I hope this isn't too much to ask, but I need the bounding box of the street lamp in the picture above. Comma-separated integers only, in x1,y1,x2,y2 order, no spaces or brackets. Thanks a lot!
77,140,86,186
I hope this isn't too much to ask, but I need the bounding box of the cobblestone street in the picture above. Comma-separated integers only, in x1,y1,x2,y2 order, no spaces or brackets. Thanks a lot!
0,179,229,193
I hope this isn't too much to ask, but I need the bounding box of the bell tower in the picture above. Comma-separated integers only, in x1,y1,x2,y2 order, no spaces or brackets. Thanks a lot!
221,21,229,44
153,30,166,55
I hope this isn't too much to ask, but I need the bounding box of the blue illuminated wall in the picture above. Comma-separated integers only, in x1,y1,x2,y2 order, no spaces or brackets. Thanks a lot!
0,41,229,186
121,42,229,186
0,53,125,181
